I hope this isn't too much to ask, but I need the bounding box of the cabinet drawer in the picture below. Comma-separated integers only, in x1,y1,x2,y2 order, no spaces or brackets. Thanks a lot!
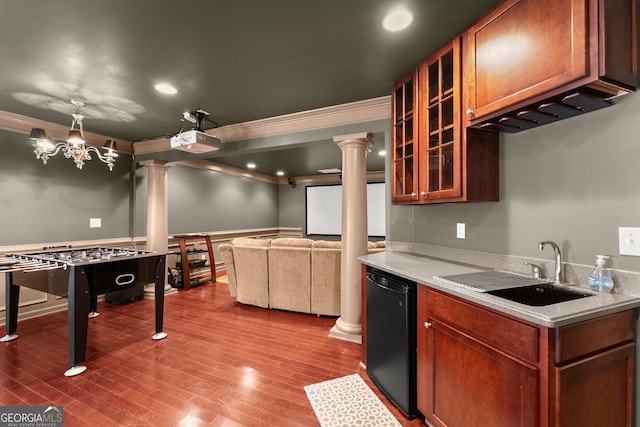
555,309,637,364
426,289,539,363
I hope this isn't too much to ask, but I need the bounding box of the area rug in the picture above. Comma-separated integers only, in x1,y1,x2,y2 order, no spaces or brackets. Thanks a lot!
304,374,402,427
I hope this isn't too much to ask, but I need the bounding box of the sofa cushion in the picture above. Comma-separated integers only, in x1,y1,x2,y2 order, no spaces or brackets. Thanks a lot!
218,244,237,297
312,240,342,249
311,242,341,316
367,240,386,254
268,241,312,313
233,244,270,308
271,237,313,248
232,237,272,247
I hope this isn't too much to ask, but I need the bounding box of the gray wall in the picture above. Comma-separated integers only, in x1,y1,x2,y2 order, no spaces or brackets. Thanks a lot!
166,165,279,234
389,91,640,273
279,182,306,230
0,126,297,246
132,163,148,237
0,129,133,245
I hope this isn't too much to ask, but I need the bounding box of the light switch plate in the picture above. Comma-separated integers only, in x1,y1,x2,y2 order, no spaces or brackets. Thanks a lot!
457,223,466,239
90,218,102,228
619,227,640,256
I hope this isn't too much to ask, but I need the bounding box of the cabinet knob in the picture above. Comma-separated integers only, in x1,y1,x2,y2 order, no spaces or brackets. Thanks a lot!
466,108,474,116
420,191,427,196
411,192,417,198
424,322,432,329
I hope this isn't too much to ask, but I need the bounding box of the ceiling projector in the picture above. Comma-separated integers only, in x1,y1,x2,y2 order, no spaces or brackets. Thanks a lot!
170,130,221,153
170,109,221,153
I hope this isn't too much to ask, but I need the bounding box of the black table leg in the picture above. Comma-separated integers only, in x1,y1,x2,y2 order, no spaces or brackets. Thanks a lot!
152,256,167,340
1,272,20,342
88,295,100,318
65,267,90,376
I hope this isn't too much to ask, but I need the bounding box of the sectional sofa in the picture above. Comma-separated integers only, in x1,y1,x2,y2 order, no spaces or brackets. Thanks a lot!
218,237,385,316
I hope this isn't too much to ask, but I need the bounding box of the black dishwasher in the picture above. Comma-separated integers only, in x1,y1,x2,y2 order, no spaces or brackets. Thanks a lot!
366,267,417,418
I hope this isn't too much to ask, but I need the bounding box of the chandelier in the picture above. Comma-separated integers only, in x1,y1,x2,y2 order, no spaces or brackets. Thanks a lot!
29,100,118,171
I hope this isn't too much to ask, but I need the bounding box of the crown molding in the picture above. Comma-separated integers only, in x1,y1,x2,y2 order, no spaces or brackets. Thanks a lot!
133,96,391,155
171,160,280,184
171,159,385,185
0,110,134,154
278,171,385,185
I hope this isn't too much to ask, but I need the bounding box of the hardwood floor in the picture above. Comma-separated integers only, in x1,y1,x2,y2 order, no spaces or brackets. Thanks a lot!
0,281,426,426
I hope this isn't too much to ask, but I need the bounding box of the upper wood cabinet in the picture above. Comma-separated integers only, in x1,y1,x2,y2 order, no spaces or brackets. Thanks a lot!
464,0,639,126
390,0,638,201
418,41,462,201
391,69,420,204
391,39,499,205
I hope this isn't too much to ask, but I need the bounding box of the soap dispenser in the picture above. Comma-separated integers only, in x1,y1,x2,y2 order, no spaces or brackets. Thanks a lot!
588,255,614,292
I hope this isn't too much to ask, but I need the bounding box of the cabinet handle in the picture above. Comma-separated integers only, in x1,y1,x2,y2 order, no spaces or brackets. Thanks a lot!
424,322,432,329
466,108,474,116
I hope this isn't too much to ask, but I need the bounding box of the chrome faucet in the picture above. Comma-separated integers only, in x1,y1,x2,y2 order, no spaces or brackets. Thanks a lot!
537,241,563,283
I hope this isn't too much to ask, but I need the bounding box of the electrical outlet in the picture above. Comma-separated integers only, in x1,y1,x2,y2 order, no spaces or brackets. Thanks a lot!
90,218,102,228
619,227,640,256
457,223,466,239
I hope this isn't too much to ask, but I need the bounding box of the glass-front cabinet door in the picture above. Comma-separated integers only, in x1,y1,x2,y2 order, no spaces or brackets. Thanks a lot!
391,69,420,204
390,37,497,205
419,39,462,201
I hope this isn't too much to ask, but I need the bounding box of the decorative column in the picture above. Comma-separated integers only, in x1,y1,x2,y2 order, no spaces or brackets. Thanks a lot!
330,132,372,344
139,160,172,296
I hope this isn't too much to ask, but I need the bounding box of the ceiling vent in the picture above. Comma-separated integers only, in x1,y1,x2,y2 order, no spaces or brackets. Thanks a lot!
318,168,342,174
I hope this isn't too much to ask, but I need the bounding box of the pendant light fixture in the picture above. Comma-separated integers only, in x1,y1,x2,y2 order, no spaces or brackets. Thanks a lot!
29,100,119,171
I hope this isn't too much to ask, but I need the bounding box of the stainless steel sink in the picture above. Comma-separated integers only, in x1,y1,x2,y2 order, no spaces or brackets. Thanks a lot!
486,283,593,306
434,270,594,306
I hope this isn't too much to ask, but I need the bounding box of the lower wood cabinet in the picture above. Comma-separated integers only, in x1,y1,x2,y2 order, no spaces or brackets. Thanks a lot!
417,286,637,427
425,320,539,426
554,344,635,426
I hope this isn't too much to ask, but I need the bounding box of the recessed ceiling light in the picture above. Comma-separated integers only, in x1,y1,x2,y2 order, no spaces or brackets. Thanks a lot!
154,82,178,95
378,150,386,156
247,162,256,169
276,171,285,176
382,8,414,32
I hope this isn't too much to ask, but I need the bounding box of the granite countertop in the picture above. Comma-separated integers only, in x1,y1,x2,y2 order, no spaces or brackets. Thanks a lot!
359,250,640,328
